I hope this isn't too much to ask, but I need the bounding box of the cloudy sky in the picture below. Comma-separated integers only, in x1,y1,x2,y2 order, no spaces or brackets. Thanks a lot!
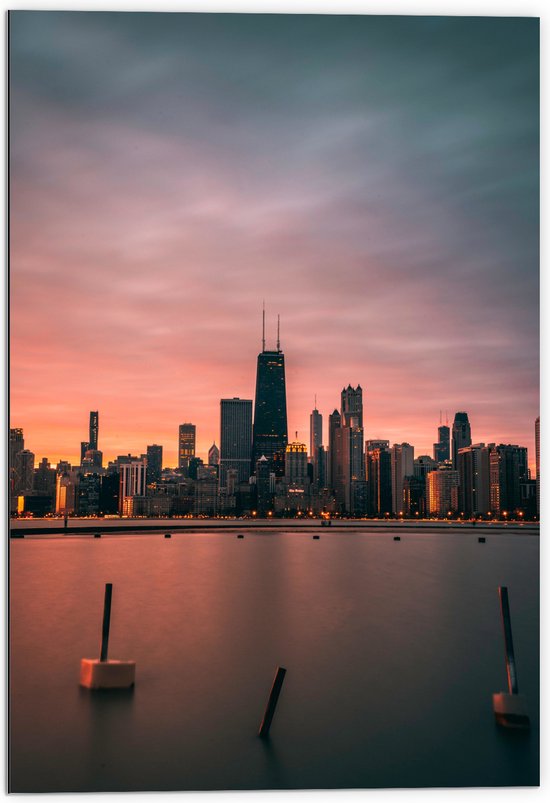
10,11,539,467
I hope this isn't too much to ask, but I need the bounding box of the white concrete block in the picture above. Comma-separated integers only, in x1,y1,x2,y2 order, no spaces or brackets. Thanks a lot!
80,658,136,689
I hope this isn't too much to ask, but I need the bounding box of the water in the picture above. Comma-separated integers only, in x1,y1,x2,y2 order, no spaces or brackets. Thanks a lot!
9,530,539,792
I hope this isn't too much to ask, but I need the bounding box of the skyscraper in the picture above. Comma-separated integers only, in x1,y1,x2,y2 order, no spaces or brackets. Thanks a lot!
457,444,490,517
489,444,528,516
220,398,253,486
434,420,450,463
452,412,472,468
146,444,163,484
178,424,196,470
341,384,363,428
9,428,24,498
535,417,540,517
251,313,288,476
89,411,99,451
328,409,341,489
309,403,323,486
208,443,220,466
119,458,147,513
427,464,459,517
366,444,392,516
390,443,414,514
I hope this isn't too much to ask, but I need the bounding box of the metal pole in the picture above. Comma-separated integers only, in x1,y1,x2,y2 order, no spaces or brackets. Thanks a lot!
100,583,113,663
258,666,286,738
498,586,519,695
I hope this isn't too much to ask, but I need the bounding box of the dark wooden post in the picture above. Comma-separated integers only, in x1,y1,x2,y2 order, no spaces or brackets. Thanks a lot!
498,586,519,694
258,666,286,738
100,583,113,663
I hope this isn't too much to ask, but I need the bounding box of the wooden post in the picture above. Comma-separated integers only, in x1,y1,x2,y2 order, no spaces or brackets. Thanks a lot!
100,583,113,663
258,666,286,738
498,586,519,695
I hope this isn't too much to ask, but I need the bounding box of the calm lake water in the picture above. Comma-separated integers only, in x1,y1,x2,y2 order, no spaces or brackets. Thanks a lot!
9,529,539,792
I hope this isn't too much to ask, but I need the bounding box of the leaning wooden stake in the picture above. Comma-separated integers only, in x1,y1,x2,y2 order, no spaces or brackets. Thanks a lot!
258,666,286,738
100,583,113,662
492,586,529,728
80,582,136,690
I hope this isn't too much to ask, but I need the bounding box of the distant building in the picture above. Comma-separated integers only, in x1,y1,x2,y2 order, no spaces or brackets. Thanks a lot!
251,314,288,477
208,442,220,466
390,443,414,514
80,442,90,463
341,384,363,428
310,404,323,486
33,457,57,501
220,398,253,487
452,412,472,468
178,423,196,470
89,411,99,451
535,417,540,517
255,455,273,516
426,464,459,517
489,444,528,516
366,444,392,516
402,475,425,517
433,423,450,463
83,449,103,469
194,477,219,516
56,470,79,515
188,456,204,480
119,458,147,514
14,449,35,494
77,472,101,516
457,444,490,517
285,441,309,484
333,424,365,515
328,409,341,489
9,428,24,501
146,444,163,485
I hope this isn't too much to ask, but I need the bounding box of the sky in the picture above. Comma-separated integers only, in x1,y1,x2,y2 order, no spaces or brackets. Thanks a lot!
9,11,539,469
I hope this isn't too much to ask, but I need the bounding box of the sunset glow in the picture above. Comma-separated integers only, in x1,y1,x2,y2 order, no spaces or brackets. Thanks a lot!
9,13,539,469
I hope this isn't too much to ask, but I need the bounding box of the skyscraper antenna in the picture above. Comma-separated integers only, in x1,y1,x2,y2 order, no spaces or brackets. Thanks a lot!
446,410,448,425
440,409,442,425
277,314,280,352
315,394,317,410
262,301,266,352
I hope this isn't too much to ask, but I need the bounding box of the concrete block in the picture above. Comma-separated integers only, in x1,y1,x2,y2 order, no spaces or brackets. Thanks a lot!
492,692,530,728
80,658,136,689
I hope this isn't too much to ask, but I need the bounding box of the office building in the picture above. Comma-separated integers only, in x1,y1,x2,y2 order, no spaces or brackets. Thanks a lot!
426,464,459,517
328,409,342,489
220,398,253,486
178,423,196,470
251,313,288,476
366,444,392,516
89,411,99,451
457,444,490,517
341,384,363,428
146,444,163,485
535,417,540,517
285,441,309,485
391,443,414,514
434,421,450,463
119,457,147,513
489,444,528,516
310,403,323,486
208,443,220,466
452,412,472,468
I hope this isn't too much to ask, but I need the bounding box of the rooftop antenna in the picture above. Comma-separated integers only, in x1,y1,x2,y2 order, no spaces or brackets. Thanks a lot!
314,394,317,410
295,430,298,441
262,301,266,353
440,410,442,425
277,314,280,352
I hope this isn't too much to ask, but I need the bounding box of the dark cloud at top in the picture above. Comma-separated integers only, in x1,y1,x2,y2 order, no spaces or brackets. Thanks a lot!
8,11,539,460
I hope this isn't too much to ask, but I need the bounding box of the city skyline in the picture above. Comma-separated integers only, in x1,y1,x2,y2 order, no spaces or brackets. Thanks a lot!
10,13,539,469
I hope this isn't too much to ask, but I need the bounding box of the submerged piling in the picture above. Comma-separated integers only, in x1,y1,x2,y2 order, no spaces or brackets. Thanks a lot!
258,666,287,738
80,582,135,689
492,586,529,728
100,583,113,662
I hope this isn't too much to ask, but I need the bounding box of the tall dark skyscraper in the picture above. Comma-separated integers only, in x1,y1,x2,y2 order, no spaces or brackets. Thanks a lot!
328,409,341,489
178,423,196,469
452,411,472,468
220,398,253,486
535,416,540,517
251,313,288,476
146,444,163,484
89,411,99,451
341,385,363,428
433,417,450,463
